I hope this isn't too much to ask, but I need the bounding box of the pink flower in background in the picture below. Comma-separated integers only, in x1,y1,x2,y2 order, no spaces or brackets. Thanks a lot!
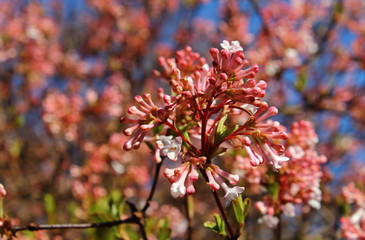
254,120,327,227
121,93,170,151
42,91,83,141
341,179,365,239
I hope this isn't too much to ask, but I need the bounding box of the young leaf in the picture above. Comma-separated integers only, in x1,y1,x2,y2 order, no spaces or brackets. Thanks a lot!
153,124,164,135
44,193,56,215
0,199,4,218
232,195,244,223
157,218,172,240
204,213,227,236
216,114,228,136
214,114,239,144
294,70,307,92
44,193,56,224
268,181,280,202
242,198,251,221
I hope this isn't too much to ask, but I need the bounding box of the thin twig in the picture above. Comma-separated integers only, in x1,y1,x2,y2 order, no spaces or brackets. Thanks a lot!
10,157,165,240
142,158,164,214
300,0,343,67
248,0,271,37
12,217,136,233
275,214,282,240
185,195,193,240
200,168,236,240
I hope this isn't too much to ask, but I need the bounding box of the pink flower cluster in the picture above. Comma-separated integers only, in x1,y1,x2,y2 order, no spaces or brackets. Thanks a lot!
71,133,150,200
0,2,62,90
121,40,289,206
42,91,83,141
255,120,327,228
42,77,125,141
341,168,365,240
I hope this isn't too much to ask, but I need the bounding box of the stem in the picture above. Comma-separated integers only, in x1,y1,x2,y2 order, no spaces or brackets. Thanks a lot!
274,214,282,240
12,216,136,232
300,0,343,67
11,158,165,240
212,190,236,240
200,169,236,240
201,100,213,153
137,221,148,240
185,195,193,240
163,121,200,155
142,158,164,214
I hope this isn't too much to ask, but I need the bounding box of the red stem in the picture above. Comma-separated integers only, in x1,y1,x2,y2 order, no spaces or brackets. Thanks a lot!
163,121,201,155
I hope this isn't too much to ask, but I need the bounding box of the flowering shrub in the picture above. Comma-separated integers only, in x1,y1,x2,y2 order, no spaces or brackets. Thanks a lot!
122,40,289,204
118,40,292,238
0,0,364,239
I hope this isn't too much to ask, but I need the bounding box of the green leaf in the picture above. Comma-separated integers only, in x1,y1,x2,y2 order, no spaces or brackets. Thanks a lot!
182,130,191,142
44,193,56,224
294,71,307,92
157,218,171,240
126,227,140,240
153,124,164,135
268,182,280,202
204,214,227,236
216,114,228,135
44,193,56,215
334,1,343,14
242,198,251,221
214,113,240,144
0,199,4,218
9,139,23,158
108,200,119,219
232,196,244,223
111,225,122,239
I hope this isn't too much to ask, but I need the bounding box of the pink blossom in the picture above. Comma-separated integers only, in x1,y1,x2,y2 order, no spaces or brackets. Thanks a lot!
121,93,169,151
0,184,6,198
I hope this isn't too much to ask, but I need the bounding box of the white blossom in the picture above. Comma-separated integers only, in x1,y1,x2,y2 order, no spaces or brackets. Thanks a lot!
170,181,186,198
156,135,182,161
288,145,305,159
262,143,290,169
282,203,296,217
350,208,365,224
258,215,279,228
220,40,243,53
222,186,245,207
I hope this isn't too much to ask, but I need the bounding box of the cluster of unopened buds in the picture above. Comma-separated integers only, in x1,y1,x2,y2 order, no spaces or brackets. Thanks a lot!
121,40,289,206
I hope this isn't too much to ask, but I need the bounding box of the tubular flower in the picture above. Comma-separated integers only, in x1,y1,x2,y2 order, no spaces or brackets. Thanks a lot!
158,46,206,78
205,165,245,207
209,44,259,81
236,103,289,169
254,121,327,228
164,157,204,198
121,93,170,151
